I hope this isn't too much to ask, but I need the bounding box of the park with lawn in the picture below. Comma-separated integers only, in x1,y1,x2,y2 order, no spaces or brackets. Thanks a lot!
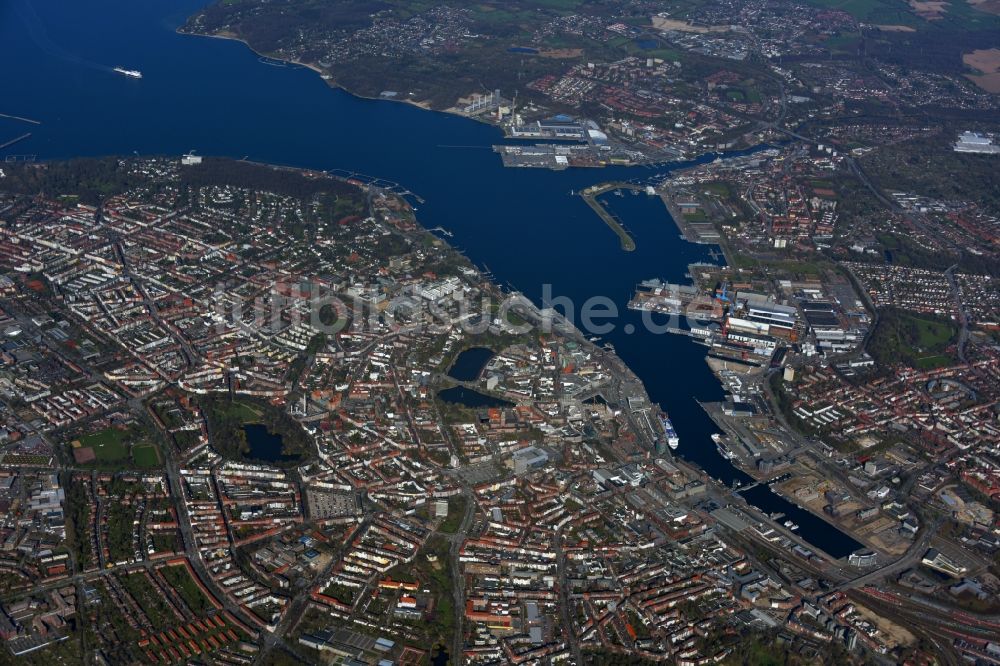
199,395,312,466
867,307,959,370
70,424,162,469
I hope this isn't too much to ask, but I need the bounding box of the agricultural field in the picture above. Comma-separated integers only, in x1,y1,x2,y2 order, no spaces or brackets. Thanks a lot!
805,0,1000,29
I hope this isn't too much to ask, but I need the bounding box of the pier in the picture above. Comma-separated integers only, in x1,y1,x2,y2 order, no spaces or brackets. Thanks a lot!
737,472,792,493
325,168,424,204
493,143,607,169
579,182,641,252
0,133,32,151
0,113,41,125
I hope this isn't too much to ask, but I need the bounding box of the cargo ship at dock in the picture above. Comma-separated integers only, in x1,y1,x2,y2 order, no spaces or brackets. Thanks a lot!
628,279,723,321
712,433,735,460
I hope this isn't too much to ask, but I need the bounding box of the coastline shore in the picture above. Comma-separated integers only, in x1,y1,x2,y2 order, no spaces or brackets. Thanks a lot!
172,19,873,561
177,27,480,117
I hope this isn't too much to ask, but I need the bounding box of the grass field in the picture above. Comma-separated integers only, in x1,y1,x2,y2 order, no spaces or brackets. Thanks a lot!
912,315,955,348
218,400,263,423
75,426,164,469
914,353,953,370
868,307,958,369
79,427,129,462
132,444,161,468
702,182,733,197
908,317,957,369
642,48,683,61
682,209,710,223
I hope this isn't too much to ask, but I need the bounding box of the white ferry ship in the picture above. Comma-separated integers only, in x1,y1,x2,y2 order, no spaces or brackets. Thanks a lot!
659,414,680,450
113,67,142,79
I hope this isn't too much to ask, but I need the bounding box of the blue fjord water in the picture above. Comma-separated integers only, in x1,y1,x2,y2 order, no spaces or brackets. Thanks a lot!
1,0,860,557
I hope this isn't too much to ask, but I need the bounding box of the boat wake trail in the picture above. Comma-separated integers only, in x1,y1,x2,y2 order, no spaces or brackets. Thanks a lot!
10,0,113,74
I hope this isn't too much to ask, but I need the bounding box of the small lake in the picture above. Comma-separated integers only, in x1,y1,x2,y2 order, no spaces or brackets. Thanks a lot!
243,423,301,464
438,386,512,408
447,347,495,382
432,646,450,666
